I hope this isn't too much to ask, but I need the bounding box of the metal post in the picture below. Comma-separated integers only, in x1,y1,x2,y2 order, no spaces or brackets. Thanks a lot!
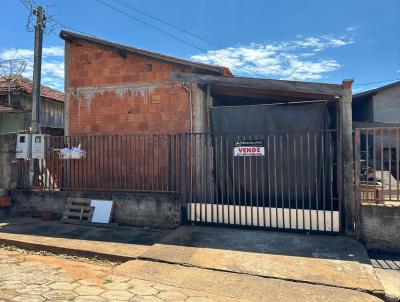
180,133,187,223
354,129,362,240
205,84,211,130
340,79,355,236
31,6,44,134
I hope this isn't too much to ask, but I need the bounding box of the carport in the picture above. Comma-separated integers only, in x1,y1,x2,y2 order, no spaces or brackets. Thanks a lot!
172,73,354,234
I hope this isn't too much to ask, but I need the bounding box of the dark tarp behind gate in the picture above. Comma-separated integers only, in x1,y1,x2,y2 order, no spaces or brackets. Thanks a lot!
210,103,336,211
211,103,329,134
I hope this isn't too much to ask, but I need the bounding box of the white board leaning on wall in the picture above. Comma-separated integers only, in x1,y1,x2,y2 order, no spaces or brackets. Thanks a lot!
90,200,113,223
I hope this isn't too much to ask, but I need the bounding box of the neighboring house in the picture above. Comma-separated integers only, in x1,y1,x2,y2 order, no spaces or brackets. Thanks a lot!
352,81,400,174
0,76,64,135
352,80,400,125
60,30,232,136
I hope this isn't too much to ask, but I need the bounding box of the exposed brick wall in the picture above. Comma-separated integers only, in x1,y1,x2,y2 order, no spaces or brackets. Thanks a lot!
66,41,194,135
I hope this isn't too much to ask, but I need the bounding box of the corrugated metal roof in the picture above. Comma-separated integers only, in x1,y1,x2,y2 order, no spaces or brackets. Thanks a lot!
353,81,400,99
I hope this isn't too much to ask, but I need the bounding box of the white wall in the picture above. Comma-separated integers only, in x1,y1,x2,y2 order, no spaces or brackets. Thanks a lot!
373,85,400,123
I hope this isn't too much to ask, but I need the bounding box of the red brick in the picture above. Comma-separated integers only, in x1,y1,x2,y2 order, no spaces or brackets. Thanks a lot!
151,95,161,104
67,42,194,136
147,104,157,113
137,122,148,131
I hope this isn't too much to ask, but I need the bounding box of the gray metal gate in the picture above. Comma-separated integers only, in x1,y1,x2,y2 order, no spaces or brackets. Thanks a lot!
17,131,341,233
184,130,340,233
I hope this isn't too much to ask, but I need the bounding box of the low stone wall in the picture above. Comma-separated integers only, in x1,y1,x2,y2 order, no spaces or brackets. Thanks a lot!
361,203,400,254
10,190,181,229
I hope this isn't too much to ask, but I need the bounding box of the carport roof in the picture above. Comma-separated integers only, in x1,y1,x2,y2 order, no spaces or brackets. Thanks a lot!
171,72,344,101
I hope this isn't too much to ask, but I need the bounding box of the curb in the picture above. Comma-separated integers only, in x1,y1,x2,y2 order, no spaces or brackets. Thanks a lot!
0,238,134,263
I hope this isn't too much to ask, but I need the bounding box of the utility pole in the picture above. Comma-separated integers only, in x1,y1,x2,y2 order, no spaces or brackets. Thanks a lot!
29,5,45,187
31,6,45,134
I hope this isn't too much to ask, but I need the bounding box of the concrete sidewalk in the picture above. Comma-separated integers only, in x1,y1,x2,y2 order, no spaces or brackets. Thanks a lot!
116,259,383,302
0,217,169,261
0,218,386,301
370,253,400,302
140,225,384,295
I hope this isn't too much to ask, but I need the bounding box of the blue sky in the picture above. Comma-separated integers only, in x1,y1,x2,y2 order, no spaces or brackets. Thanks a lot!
0,0,399,92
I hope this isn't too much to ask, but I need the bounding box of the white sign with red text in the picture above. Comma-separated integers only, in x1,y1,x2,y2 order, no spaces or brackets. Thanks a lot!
233,139,265,156
234,146,265,156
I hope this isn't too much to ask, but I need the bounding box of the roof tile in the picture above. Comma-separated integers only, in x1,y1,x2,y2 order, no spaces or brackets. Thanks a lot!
0,76,64,102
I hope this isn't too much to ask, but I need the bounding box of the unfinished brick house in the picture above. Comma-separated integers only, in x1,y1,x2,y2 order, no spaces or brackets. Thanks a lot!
22,31,355,233
60,31,232,136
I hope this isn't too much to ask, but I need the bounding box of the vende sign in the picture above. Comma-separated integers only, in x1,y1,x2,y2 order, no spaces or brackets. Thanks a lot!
234,146,265,156
233,139,265,156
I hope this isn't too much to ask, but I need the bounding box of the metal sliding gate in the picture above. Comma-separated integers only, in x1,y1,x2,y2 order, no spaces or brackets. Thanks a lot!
18,131,341,233
185,130,341,233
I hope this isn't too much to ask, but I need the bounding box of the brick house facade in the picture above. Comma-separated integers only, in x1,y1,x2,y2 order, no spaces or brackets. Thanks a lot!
60,31,232,136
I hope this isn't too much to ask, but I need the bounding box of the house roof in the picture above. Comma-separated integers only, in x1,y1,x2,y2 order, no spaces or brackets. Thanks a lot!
59,31,233,77
0,104,17,112
171,72,343,101
0,76,64,102
353,80,400,99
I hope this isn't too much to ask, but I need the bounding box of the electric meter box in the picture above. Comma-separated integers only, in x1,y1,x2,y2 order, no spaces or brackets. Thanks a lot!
16,134,31,159
31,134,49,159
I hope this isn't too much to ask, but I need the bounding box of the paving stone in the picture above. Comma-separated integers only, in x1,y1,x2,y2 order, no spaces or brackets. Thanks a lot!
128,285,159,296
23,276,56,285
157,291,188,301
0,289,18,300
11,295,44,302
107,275,130,283
127,279,155,287
101,290,134,300
74,296,107,302
153,283,179,292
49,281,79,291
78,279,98,286
0,281,24,290
74,285,105,296
186,297,217,302
16,284,50,295
130,296,163,302
42,289,77,300
103,282,130,290
5,273,30,281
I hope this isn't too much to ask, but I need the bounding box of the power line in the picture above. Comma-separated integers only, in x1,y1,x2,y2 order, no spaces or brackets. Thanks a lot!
94,0,266,78
46,16,96,37
108,0,225,50
19,0,32,11
354,78,400,86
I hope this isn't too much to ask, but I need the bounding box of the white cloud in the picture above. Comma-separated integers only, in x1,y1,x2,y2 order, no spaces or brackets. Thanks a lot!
190,35,354,81
346,25,359,32
0,46,64,91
